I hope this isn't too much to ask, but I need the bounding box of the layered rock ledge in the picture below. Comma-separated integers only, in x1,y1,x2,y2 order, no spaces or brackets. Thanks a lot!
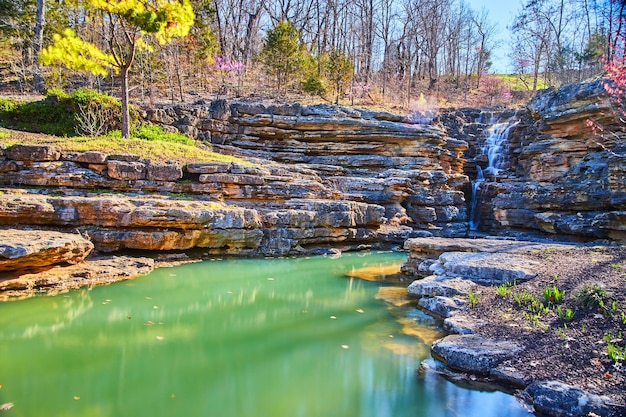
0,229,93,272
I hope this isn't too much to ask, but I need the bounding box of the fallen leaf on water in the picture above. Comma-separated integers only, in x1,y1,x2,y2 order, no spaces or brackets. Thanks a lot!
0,403,13,411
73,396,80,401
144,321,154,326
171,394,176,399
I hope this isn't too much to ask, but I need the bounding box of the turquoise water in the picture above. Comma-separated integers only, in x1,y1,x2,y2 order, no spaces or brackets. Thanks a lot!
0,252,533,417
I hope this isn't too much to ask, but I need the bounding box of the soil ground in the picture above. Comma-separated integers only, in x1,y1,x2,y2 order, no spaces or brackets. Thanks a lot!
469,245,626,411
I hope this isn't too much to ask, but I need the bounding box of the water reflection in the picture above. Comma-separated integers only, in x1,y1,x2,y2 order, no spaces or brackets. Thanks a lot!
0,252,533,417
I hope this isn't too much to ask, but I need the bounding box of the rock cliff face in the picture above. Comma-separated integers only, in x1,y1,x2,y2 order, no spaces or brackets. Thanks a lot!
144,101,470,238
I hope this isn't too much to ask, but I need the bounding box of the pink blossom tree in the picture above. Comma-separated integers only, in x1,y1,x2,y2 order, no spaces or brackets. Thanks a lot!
210,54,244,97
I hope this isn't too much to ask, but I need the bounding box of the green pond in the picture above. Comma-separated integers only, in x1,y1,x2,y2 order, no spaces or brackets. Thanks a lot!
0,251,533,417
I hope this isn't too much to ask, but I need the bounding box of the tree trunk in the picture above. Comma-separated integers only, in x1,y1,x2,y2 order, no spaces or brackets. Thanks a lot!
121,66,130,138
32,0,46,93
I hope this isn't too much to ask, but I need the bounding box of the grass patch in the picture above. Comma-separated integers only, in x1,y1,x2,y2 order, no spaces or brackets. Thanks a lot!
107,124,195,146
0,128,250,165
495,74,548,91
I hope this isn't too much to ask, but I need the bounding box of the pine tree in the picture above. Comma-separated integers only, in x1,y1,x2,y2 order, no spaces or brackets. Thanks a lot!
260,20,303,95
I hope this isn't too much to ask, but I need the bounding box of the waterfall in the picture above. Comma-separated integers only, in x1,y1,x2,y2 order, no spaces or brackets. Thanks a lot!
468,114,520,231
468,166,484,231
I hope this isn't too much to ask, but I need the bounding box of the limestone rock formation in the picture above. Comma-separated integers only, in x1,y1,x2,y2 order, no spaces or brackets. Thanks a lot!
144,100,470,238
431,335,524,375
525,380,612,417
451,80,625,240
0,229,93,272
0,255,155,299
402,236,570,278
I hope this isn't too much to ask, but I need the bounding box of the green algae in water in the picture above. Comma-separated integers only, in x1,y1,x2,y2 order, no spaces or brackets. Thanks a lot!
0,252,533,417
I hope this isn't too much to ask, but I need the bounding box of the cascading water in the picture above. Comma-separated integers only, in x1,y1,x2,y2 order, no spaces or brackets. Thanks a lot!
468,114,520,231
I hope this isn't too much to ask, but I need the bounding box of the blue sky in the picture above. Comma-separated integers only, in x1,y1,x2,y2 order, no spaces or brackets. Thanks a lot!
468,0,521,73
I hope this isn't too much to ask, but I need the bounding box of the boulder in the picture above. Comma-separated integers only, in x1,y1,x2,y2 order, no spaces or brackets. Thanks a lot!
418,296,467,318
146,161,183,181
0,255,154,299
443,316,483,335
107,160,146,180
525,380,611,417
431,251,540,285
408,275,477,297
88,228,264,252
0,230,93,272
6,144,61,162
490,365,533,388
431,335,524,375
69,151,108,164
108,153,141,162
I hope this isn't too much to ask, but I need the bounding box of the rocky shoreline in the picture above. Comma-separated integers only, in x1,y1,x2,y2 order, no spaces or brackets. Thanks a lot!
1,78,625,416
402,237,625,417
2,228,624,416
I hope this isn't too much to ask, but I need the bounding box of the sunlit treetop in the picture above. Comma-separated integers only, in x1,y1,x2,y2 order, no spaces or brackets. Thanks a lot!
88,0,195,43
41,0,195,76
42,29,116,76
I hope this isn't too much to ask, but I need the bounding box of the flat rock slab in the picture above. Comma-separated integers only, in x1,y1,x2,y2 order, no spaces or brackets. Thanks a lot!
433,251,541,285
0,229,93,272
408,275,477,297
418,296,467,318
525,380,611,417
404,237,577,254
0,255,154,299
443,316,483,335
431,335,524,375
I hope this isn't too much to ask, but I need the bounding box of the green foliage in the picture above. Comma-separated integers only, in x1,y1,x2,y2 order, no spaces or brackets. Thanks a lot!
40,29,116,77
40,0,195,138
0,98,18,127
468,288,479,308
0,89,122,136
605,333,625,364
514,289,534,307
573,283,607,309
260,20,305,93
326,49,353,104
495,283,512,297
556,305,574,321
543,286,565,305
302,76,326,95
